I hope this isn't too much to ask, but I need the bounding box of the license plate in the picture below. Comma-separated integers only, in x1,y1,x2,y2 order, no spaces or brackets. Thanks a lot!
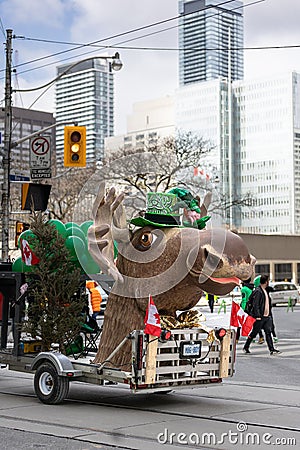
179,341,202,359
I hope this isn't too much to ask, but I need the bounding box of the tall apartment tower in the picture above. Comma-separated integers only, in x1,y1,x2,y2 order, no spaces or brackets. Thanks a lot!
55,58,115,169
178,0,244,85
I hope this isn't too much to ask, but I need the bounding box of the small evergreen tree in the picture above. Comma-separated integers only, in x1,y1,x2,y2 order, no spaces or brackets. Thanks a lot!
23,212,86,353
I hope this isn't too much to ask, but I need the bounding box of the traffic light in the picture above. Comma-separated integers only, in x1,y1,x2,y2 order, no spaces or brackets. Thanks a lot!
64,126,86,167
15,221,30,247
21,183,52,211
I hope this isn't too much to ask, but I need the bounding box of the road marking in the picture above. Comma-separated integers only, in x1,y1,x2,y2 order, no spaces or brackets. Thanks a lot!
236,341,300,358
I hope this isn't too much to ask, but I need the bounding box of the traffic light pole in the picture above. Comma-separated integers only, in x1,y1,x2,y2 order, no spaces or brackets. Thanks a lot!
1,29,13,262
1,30,122,261
1,117,77,261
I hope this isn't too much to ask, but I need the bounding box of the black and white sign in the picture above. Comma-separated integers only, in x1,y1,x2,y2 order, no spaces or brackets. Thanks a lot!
30,168,52,180
30,136,51,179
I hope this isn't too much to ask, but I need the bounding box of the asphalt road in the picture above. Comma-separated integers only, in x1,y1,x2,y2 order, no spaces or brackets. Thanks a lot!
0,303,299,449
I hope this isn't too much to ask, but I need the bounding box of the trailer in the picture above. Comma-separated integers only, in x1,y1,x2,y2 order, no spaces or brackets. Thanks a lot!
0,269,237,405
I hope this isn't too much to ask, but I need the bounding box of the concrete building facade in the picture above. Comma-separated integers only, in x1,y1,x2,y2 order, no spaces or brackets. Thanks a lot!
0,106,55,180
105,96,175,155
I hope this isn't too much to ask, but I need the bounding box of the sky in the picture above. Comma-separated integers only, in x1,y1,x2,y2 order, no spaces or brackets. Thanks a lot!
1,0,300,135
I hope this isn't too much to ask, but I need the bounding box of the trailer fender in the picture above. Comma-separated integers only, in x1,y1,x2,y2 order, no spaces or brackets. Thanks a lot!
31,352,83,378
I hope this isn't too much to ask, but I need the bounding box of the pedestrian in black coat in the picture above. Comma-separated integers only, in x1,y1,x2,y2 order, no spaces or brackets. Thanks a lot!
243,274,281,355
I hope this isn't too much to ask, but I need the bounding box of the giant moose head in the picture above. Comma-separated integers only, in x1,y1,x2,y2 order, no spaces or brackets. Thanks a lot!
88,183,255,366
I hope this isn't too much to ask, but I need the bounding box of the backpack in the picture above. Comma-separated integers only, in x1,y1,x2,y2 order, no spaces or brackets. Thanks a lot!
245,289,257,316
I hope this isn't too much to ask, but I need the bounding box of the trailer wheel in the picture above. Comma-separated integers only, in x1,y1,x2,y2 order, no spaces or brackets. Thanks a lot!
34,363,69,405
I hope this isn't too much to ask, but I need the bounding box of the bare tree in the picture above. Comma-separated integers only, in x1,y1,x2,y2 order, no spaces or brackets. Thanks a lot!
47,166,96,222
101,130,254,224
104,130,212,193
100,131,217,217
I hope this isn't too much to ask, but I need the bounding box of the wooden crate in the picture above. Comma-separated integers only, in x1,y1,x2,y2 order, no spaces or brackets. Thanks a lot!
140,328,236,386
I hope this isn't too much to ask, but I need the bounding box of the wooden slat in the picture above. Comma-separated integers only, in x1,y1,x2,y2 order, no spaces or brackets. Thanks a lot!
156,350,220,362
219,330,231,377
145,335,158,384
156,362,220,375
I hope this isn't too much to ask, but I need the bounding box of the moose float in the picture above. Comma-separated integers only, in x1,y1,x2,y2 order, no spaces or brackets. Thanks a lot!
88,183,256,369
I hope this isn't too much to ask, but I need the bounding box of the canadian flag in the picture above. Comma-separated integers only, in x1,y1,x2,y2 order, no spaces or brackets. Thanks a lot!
21,239,40,266
144,295,161,337
230,301,256,336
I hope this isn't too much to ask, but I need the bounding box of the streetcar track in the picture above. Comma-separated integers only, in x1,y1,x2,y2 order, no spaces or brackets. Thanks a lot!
0,389,299,434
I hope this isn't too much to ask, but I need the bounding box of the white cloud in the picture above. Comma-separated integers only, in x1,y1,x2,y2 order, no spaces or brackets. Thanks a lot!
1,0,300,134
243,0,300,80
1,0,67,29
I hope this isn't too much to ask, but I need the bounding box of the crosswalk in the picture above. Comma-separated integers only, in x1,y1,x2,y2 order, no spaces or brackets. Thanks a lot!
236,338,300,358
197,308,300,359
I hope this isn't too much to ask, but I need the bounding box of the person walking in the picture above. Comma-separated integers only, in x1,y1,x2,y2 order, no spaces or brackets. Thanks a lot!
207,293,215,313
238,278,264,343
243,274,281,355
266,284,278,343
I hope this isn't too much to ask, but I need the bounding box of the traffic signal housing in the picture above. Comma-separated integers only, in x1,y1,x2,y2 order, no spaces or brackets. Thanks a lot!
64,126,86,167
15,221,30,247
21,183,52,211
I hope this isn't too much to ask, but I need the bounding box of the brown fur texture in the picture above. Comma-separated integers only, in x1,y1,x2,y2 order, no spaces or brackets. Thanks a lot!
92,225,255,368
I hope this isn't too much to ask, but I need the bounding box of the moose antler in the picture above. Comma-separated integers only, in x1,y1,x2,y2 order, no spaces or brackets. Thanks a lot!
88,182,128,282
197,192,212,217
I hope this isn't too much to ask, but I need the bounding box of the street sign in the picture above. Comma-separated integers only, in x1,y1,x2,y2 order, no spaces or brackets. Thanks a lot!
30,135,51,169
30,168,52,180
30,135,52,179
9,174,30,182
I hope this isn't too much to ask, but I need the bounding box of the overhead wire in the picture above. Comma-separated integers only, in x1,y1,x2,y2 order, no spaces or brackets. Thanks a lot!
1,0,272,111
8,0,238,72
0,18,6,38
15,0,265,54
0,0,268,83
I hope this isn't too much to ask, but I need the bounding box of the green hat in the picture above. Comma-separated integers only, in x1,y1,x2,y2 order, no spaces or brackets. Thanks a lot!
254,275,261,287
130,191,210,229
168,187,201,214
130,192,181,228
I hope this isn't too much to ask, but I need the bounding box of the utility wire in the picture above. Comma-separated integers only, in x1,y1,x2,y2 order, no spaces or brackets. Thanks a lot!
0,0,266,82
0,17,6,38
1,0,268,111
16,0,264,52
9,0,237,72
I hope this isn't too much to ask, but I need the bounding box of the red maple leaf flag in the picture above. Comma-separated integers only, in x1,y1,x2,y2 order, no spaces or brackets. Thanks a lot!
21,239,40,266
230,301,256,336
144,295,161,337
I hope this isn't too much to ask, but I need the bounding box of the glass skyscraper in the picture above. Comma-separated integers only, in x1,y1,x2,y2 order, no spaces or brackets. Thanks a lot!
179,0,244,85
55,58,115,168
176,72,300,234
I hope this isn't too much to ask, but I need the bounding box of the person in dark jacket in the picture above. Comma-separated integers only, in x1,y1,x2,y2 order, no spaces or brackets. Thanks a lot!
239,278,264,344
243,274,281,355
207,293,215,313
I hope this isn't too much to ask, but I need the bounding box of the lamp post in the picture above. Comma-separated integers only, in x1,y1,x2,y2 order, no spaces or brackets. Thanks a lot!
1,27,123,261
